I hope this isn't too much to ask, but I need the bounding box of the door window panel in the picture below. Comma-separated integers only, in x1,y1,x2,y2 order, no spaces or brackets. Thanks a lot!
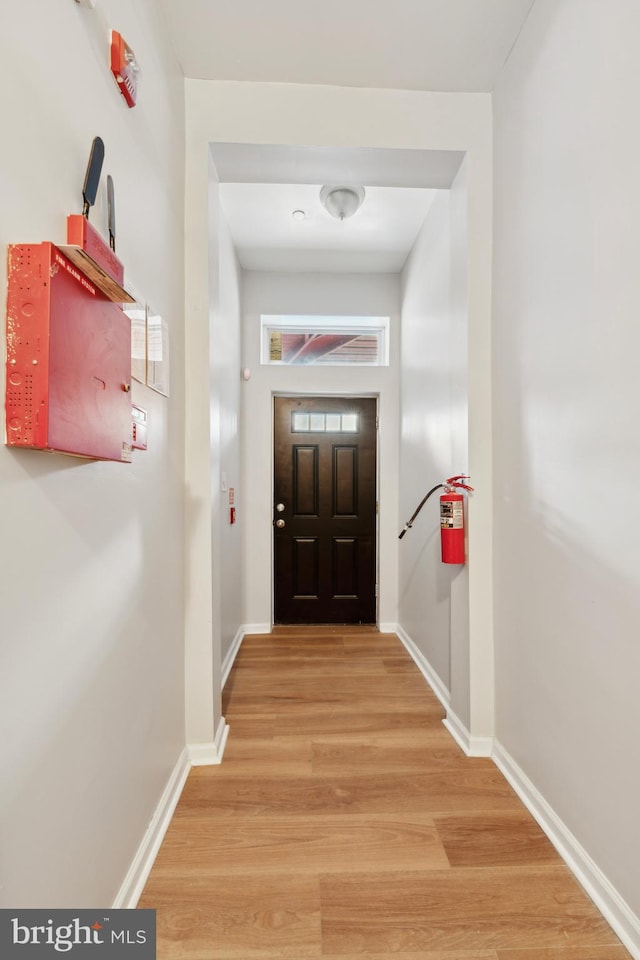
291,411,360,433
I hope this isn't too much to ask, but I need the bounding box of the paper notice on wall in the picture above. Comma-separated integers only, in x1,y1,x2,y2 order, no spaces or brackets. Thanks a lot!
269,331,282,361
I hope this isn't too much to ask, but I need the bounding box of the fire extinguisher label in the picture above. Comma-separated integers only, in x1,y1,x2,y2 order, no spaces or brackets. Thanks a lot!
441,501,464,529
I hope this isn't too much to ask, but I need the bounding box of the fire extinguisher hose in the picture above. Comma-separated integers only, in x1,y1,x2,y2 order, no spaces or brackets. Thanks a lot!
399,476,474,540
398,484,444,539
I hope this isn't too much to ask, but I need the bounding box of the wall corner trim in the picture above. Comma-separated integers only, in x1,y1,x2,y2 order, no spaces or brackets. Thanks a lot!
443,711,493,757
189,718,230,767
242,623,272,635
395,624,451,709
112,746,191,909
493,741,640,960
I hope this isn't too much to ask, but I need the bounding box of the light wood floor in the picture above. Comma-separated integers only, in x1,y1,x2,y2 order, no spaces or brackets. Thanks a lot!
139,626,630,960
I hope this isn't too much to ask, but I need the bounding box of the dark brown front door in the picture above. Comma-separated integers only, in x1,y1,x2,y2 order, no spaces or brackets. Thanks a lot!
273,396,377,624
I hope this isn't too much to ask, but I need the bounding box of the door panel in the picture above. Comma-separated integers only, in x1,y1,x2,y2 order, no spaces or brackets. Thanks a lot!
334,447,357,515
293,538,319,597
333,538,358,597
293,447,318,516
274,396,377,624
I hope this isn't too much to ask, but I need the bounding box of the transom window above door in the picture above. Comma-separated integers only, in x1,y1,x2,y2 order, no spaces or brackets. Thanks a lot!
261,315,390,366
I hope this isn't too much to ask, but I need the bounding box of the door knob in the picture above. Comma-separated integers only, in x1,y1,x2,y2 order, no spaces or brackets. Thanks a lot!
276,503,285,512
275,518,286,528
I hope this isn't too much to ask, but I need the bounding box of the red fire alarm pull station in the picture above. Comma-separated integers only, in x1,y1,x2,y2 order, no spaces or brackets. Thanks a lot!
110,31,141,108
6,243,133,462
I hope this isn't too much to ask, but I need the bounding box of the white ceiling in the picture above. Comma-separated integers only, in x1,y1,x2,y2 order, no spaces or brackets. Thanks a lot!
171,2,535,272
160,0,535,93
219,183,437,273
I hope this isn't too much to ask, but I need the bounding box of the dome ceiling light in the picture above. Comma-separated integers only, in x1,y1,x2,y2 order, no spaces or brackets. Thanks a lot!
319,185,365,221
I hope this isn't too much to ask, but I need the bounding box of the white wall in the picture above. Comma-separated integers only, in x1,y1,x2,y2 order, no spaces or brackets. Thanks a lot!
399,191,455,688
0,1,185,906
216,218,243,662
241,271,400,629
493,0,640,929
398,174,470,723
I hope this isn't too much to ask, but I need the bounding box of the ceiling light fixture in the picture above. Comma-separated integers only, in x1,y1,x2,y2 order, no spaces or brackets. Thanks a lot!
292,209,307,221
320,185,365,221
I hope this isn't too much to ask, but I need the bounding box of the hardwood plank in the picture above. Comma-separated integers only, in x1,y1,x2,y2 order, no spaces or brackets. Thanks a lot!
383,655,425,672
307,726,464,745
496,950,632,960
219,713,277,738
150,813,450,876
139,875,320,959
267,707,445,735
329,954,498,960
220,734,313,776
433,812,559,867
229,657,392,677
319,867,622,953
174,768,522,818
225,673,432,698
222,699,446,741
224,691,444,714
342,629,404,642
237,637,406,660
311,738,494,775
236,638,346,659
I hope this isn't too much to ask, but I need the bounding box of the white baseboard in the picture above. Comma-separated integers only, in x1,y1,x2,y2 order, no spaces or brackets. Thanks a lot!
379,621,398,634
394,626,494,758
493,741,640,960
189,716,230,766
115,719,231,909
443,710,493,757
242,623,271,635
112,746,191,909
214,716,230,760
222,626,245,688
395,624,451,709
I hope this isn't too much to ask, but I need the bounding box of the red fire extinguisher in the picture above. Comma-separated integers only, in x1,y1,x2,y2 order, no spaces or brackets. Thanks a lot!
440,477,473,564
399,475,474,565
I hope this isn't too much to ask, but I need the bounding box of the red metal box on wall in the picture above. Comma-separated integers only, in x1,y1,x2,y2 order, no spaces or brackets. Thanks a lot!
5,242,132,462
